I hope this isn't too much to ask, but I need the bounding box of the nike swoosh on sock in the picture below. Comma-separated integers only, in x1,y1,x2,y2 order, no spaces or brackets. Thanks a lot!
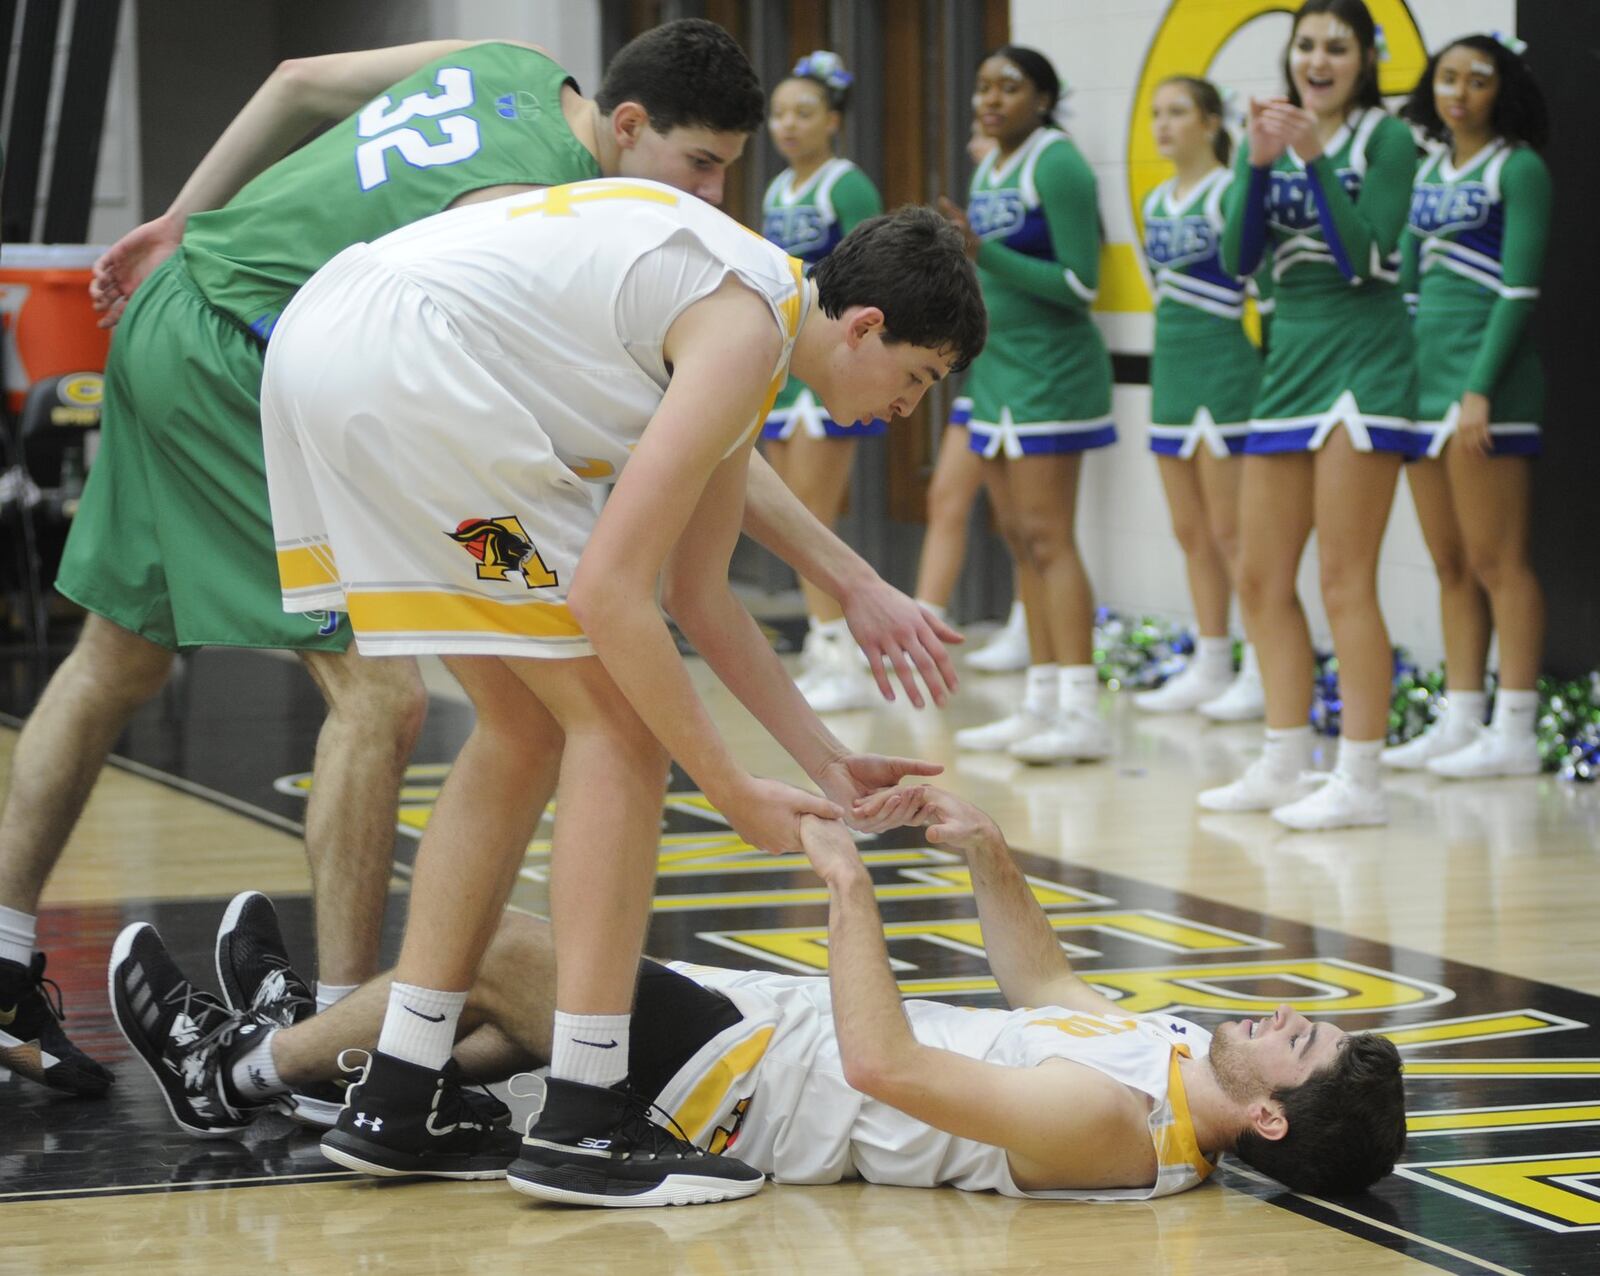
573,1038,619,1049
404,1006,447,1023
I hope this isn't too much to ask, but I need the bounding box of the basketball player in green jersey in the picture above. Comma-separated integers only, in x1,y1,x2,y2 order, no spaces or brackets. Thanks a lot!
1385,34,1551,780
1203,0,1419,832
0,22,955,1106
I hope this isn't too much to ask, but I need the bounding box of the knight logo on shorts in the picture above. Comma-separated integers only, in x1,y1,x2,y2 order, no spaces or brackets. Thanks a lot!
447,516,558,589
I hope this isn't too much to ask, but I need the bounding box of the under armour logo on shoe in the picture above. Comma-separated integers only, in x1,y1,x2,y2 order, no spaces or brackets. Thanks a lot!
353,1113,383,1132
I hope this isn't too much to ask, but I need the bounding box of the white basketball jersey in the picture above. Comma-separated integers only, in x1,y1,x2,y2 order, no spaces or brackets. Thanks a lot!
290,178,807,482
656,965,1216,1201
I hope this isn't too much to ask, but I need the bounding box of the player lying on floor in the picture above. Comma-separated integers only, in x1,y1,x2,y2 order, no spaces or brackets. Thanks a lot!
111,786,1406,1201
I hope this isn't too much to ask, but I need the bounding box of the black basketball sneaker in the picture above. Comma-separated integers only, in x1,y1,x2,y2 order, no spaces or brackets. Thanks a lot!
508,1077,764,1207
319,1049,520,1179
0,951,113,1097
213,891,510,1131
108,922,269,1137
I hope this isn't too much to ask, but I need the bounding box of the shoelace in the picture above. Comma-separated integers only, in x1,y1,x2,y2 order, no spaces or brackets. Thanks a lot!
27,954,68,1022
248,963,314,1022
614,1090,705,1161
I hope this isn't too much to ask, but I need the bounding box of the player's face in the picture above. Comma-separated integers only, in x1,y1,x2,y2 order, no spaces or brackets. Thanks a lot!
1289,14,1368,117
821,316,954,427
1152,84,1215,164
1211,1005,1348,1099
620,124,748,206
973,56,1048,150
769,78,838,165
1432,44,1500,138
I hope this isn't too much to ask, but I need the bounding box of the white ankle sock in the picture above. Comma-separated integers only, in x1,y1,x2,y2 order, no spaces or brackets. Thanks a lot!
1262,726,1313,777
1492,688,1538,737
1240,643,1261,678
1023,663,1058,715
1336,737,1384,787
1444,688,1487,729
376,982,465,1070
0,905,36,968
316,981,359,1015
550,1010,631,1088
1194,637,1233,680
1005,600,1026,631
1057,664,1099,713
230,1026,287,1100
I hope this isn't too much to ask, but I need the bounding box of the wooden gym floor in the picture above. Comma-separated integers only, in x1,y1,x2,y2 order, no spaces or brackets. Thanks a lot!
2,637,1598,1276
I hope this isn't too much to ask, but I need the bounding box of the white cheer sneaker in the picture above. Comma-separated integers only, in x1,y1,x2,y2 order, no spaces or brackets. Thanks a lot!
1427,731,1542,779
965,604,1030,673
1196,756,1317,813
1381,716,1483,770
1134,662,1234,714
1008,709,1113,764
1198,666,1265,722
954,708,1051,752
1271,771,1387,830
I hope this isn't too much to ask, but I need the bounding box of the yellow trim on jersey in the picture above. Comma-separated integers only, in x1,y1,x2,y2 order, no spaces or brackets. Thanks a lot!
1160,1045,1215,1183
669,1025,775,1144
276,544,340,591
346,590,584,638
743,256,810,451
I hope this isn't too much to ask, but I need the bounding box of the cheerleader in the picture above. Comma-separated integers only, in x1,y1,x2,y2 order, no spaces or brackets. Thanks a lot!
759,51,886,713
941,46,1116,764
1201,0,1420,829
1134,76,1265,717
1382,33,1551,778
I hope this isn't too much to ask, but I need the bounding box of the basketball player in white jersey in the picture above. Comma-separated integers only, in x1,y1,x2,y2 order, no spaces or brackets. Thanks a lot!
120,786,1405,1201
116,181,985,1205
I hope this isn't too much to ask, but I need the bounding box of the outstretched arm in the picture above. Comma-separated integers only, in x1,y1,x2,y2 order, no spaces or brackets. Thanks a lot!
799,816,1154,1191
851,785,1124,1016
742,451,963,707
92,39,485,325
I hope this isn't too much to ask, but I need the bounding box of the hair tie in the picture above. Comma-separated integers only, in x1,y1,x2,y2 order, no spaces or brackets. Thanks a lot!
1489,29,1529,57
793,50,854,100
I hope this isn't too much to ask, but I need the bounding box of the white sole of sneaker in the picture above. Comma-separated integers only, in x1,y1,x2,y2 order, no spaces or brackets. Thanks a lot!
506,1170,764,1208
319,1138,510,1181
107,923,251,1141
287,1091,345,1128
213,889,260,1012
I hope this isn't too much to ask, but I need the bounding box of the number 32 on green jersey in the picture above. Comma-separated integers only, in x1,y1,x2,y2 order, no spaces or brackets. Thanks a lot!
355,67,481,191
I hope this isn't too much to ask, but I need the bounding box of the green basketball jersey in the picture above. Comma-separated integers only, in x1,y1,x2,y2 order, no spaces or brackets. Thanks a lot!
183,43,601,339
1223,107,1416,322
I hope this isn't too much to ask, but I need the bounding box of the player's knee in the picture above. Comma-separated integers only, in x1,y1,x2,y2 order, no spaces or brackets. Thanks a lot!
925,473,969,530
316,654,427,741
74,616,173,704
1015,515,1071,571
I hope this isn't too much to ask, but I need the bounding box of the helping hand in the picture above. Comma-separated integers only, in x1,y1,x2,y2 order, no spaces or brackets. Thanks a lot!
815,753,944,832
842,581,963,708
717,776,843,857
850,784,1002,857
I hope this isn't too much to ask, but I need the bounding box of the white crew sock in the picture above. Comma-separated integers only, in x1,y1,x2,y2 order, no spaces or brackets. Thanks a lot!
1491,688,1538,738
1194,636,1233,680
1005,600,1026,631
1443,688,1487,729
1240,642,1261,678
550,1010,631,1089
1262,725,1313,778
376,982,466,1070
1335,737,1384,788
230,1026,288,1100
1022,663,1058,716
316,981,359,1015
1057,664,1100,714
0,905,36,968
915,599,948,623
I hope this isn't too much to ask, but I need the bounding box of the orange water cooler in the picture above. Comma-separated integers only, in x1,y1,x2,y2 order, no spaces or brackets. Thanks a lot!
0,244,111,413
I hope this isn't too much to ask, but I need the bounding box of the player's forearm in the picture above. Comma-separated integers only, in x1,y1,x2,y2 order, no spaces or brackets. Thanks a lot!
823,867,919,1091
669,585,847,780
742,450,874,603
574,589,744,800
966,834,1077,1006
